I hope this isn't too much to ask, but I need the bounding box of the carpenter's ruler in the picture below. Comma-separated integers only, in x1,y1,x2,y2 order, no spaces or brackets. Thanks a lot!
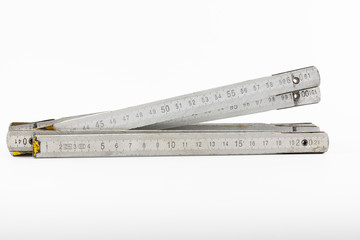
7,66,329,158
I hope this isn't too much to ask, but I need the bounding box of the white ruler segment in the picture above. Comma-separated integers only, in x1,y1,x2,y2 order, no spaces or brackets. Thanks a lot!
33,131,329,158
6,123,320,155
138,87,320,129
51,67,320,130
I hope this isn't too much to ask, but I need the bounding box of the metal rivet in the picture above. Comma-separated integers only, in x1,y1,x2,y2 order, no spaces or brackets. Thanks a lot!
292,76,300,84
301,139,308,146
293,92,300,100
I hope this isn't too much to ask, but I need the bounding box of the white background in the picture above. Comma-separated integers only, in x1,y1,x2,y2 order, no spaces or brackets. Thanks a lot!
0,0,359,239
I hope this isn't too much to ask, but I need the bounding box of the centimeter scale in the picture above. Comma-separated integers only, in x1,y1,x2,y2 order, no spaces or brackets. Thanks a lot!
7,66,329,158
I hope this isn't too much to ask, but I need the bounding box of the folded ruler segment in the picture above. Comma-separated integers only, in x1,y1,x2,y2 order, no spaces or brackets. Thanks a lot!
7,123,328,157
32,131,328,158
44,66,320,130
7,123,320,155
139,87,320,129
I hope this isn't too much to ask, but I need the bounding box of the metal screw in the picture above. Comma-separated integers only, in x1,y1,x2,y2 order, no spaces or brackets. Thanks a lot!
301,139,308,146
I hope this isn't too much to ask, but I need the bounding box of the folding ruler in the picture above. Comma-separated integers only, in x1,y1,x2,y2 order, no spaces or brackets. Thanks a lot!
7,66,329,158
